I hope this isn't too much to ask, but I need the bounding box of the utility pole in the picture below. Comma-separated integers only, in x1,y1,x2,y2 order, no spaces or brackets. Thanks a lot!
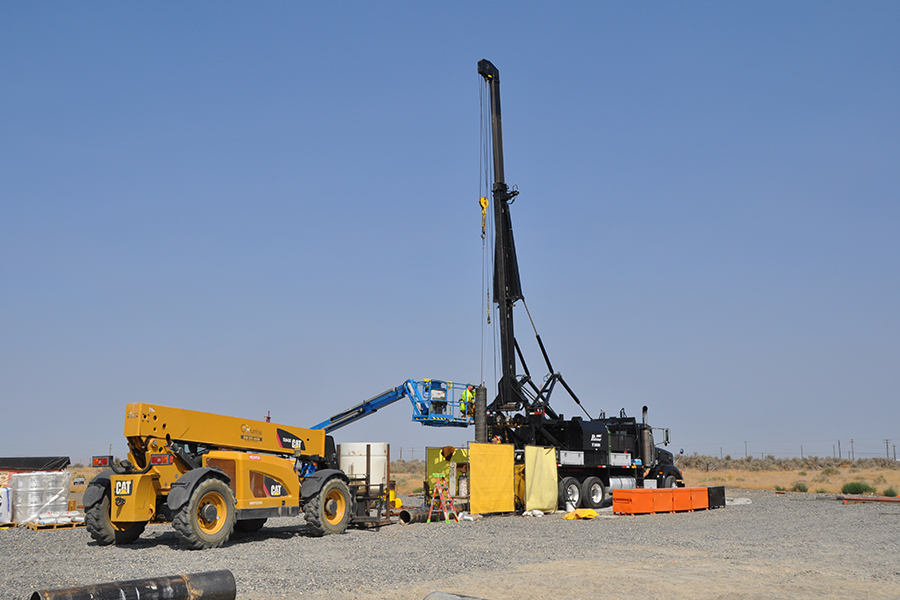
745,441,748,458
801,445,803,459
838,440,841,459
894,444,897,461
886,439,891,460
850,439,854,461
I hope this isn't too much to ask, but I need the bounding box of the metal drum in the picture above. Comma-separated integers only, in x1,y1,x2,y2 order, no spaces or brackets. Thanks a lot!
607,475,636,490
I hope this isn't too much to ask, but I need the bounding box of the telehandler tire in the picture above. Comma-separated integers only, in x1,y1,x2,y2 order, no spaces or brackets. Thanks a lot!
305,477,352,537
84,484,146,546
173,477,236,549
234,518,267,533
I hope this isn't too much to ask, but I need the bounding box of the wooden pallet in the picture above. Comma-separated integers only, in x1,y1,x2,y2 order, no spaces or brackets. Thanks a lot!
25,521,85,531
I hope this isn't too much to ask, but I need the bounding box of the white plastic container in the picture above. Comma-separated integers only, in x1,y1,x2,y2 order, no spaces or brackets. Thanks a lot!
0,487,11,523
339,443,389,491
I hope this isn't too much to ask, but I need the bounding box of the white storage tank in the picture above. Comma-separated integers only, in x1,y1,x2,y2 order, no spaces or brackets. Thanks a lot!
339,443,389,491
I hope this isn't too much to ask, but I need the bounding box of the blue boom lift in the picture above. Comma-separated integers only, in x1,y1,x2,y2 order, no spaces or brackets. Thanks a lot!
311,379,472,433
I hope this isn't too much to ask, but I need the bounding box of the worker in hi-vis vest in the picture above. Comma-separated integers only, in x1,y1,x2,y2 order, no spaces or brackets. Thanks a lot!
460,384,475,417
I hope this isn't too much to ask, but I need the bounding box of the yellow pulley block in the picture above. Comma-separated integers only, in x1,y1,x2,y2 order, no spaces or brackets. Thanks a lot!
479,196,489,238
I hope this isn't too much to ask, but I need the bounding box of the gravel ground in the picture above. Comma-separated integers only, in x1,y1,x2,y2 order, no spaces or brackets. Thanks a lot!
3,489,900,599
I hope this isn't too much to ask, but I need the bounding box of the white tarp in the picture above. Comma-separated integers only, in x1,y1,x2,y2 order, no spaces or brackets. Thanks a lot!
524,446,558,512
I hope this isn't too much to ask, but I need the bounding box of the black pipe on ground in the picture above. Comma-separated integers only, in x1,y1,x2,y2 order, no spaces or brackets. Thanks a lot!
399,507,431,524
29,570,236,600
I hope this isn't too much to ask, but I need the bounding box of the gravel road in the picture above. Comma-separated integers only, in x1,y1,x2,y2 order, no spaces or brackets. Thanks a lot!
3,489,899,600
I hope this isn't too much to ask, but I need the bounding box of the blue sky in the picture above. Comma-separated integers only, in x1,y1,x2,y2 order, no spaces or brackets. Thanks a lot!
2,3,898,462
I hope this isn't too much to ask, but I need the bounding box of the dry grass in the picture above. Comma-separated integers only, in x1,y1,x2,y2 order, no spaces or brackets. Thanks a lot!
68,459,900,497
682,466,900,494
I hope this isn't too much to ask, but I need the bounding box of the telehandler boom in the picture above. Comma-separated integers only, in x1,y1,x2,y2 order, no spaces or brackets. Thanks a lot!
86,403,352,549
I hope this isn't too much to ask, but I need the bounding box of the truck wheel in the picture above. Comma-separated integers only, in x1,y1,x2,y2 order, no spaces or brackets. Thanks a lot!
558,477,581,509
305,478,352,536
234,518,267,533
172,478,236,549
663,475,678,488
84,484,146,545
581,477,606,509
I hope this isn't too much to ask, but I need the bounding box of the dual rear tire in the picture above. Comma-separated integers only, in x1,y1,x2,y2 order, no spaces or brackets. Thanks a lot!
559,476,607,510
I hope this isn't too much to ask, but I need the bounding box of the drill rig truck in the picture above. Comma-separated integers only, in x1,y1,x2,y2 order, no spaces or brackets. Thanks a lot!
477,59,684,509
86,403,353,549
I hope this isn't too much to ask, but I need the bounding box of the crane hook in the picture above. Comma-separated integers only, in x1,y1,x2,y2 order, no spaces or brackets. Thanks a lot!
479,196,489,239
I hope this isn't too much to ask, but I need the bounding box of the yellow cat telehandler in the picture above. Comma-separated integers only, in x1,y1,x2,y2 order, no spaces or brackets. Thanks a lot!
85,403,354,549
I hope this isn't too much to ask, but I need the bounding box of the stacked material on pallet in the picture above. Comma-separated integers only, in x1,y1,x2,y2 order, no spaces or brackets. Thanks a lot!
11,471,71,524
32,510,84,526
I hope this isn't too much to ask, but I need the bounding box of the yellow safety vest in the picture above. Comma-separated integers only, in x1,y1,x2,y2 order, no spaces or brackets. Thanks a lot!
460,389,475,412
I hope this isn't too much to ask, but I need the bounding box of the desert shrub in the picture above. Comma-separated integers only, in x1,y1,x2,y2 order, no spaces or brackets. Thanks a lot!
842,481,875,495
883,487,898,498
411,487,424,494
849,467,860,473
735,477,745,482
678,455,897,472
815,488,828,494
391,459,426,476
798,471,807,476
873,475,888,484
774,485,785,491
792,482,809,493
813,474,830,483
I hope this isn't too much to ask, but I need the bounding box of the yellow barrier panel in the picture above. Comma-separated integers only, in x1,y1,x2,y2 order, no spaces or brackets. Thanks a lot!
469,443,514,514
426,447,469,494
524,446,558,512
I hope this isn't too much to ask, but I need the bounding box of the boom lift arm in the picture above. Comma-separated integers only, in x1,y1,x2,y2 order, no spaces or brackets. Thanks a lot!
311,379,472,433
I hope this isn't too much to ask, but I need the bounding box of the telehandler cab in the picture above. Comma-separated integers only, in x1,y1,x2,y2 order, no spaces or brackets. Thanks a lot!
86,403,352,549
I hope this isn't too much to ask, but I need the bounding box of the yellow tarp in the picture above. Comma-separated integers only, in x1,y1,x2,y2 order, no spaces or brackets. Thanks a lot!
563,508,599,520
425,447,468,493
524,446,558,512
515,464,525,506
469,442,514,514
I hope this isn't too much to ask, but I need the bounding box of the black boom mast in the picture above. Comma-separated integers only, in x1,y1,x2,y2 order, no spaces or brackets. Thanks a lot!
478,59,592,443
478,59,526,411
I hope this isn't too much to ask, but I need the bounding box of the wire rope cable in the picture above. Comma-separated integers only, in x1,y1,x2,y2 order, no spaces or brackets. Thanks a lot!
479,79,500,392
